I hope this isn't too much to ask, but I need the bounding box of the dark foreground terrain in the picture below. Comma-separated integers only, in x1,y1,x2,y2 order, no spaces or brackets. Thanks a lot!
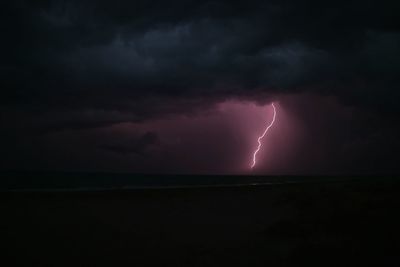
1,178,400,266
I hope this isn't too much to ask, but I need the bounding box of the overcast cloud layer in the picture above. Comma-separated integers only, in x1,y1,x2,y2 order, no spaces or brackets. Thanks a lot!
1,0,399,174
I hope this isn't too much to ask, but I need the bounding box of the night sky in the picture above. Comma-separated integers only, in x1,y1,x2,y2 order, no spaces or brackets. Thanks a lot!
1,0,399,174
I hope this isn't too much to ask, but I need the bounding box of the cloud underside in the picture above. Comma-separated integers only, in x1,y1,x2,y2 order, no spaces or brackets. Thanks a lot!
1,0,399,121
0,0,400,174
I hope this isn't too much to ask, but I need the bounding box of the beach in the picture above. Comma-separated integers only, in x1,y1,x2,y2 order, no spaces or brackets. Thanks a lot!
1,178,399,266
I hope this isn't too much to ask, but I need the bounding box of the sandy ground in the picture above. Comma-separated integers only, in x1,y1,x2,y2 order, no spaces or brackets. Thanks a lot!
1,179,400,266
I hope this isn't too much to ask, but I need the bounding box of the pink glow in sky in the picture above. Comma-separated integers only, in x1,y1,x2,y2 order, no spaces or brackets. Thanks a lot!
43,98,303,174
17,94,370,175
251,103,277,169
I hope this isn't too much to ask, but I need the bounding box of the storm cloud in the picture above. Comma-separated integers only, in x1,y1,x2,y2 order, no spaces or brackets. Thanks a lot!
1,0,399,173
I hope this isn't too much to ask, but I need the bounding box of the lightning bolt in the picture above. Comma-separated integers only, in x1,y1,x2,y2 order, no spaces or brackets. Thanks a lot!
251,102,277,169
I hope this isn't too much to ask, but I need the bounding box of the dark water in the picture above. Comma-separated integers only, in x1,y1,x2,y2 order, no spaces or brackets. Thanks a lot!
2,175,400,266
0,171,390,191
2,172,400,266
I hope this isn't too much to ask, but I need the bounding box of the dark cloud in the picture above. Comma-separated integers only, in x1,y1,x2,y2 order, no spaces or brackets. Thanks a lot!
1,0,399,112
101,131,158,156
0,0,399,174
